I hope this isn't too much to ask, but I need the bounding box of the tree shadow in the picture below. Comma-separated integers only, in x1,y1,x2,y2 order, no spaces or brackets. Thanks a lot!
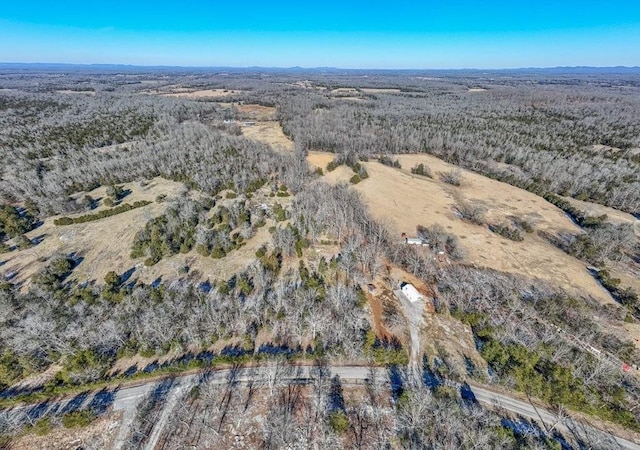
86,387,119,415
328,375,345,412
25,399,56,423
199,280,212,293
422,355,442,391
459,382,477,405
31,234,47,246
120,266,136,284
388,365,405,403
257,343,296,357
60,390,91,415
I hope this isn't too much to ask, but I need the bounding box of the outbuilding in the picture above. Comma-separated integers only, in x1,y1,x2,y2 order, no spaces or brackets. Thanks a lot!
405,237,428,246
401,282,424,303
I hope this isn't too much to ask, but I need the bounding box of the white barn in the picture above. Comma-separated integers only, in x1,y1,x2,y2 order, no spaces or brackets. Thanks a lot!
401,282,423,303
405,237,428,246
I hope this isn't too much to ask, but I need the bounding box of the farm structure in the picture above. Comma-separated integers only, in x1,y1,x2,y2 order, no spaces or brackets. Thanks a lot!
400,282,424,303
405,237,428,246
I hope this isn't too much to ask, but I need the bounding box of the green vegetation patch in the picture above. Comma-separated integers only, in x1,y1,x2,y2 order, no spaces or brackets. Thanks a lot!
54,200,152,225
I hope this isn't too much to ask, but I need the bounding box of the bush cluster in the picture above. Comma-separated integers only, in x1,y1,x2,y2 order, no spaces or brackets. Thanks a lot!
489,224,524,241
410,163,432,178
54,201,151,225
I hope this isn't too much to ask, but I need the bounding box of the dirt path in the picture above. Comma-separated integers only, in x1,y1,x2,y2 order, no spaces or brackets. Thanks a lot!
395,288,425,382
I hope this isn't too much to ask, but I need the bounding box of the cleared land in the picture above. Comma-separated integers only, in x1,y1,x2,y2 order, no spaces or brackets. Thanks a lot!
1,178,182,287
361,88,402,94
240,120,293,152
1,179,285,289
218,103,277,120
307,151,613,303
307,151,336,170
563,195,640,233
159,88,244,98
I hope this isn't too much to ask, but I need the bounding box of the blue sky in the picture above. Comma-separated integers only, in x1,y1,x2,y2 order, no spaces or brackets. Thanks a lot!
0,1,639,68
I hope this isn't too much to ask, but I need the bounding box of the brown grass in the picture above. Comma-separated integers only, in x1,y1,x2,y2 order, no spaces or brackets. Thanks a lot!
307,151,336,170
1,179,287,290
336,152,615,304
240,121,293,152
160,88,244,99
2,178,184,288
235,104,277,120
360,88,401,94
562,195,639,233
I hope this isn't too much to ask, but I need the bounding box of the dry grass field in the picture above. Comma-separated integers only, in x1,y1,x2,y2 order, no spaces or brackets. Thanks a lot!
240,120,293,152
307,151,615,304
307,151,335,169
563,195,639,233
235,104,277,120
159,88,244,98
10,412,120,450
1,179,286,289
360,88,402,94
1,178,184,288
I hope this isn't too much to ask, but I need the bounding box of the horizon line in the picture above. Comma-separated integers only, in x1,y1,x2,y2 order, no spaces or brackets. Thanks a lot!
1,62,640,72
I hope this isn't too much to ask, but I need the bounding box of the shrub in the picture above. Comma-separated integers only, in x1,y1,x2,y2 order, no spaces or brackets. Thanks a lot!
16,234,33,250
350,174,361,184
327,411,349,434
104,271,121,287
225,191,237,199
439,169,463,186
255,245,267,258
272,203,287,222
378,155,401,168
489,224,524,241
326,160,340,172
106,184,125,200
61,410,97,428
453,200,486,225
515,219,534,233
0,204,35,239
103,198,114,207
54,201,151,225
32,417,52,436
411,163,432,178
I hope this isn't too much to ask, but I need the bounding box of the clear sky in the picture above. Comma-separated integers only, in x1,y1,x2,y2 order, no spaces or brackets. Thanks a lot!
0,0,639,69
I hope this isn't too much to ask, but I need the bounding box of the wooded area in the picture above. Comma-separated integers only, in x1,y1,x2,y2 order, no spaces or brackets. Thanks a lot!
1,68,639,448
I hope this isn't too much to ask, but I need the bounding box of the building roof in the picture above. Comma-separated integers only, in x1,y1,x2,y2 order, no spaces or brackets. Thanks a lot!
401,283,423,303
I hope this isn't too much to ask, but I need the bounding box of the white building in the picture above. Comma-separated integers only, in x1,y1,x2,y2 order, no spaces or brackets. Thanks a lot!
401,282,424,303
405,237,428,246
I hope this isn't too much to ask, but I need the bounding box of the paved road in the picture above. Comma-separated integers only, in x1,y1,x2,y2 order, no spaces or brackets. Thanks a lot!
108,365,640,450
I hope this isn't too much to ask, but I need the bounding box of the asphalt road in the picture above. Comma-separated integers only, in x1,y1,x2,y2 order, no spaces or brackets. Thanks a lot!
109,365,640,450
